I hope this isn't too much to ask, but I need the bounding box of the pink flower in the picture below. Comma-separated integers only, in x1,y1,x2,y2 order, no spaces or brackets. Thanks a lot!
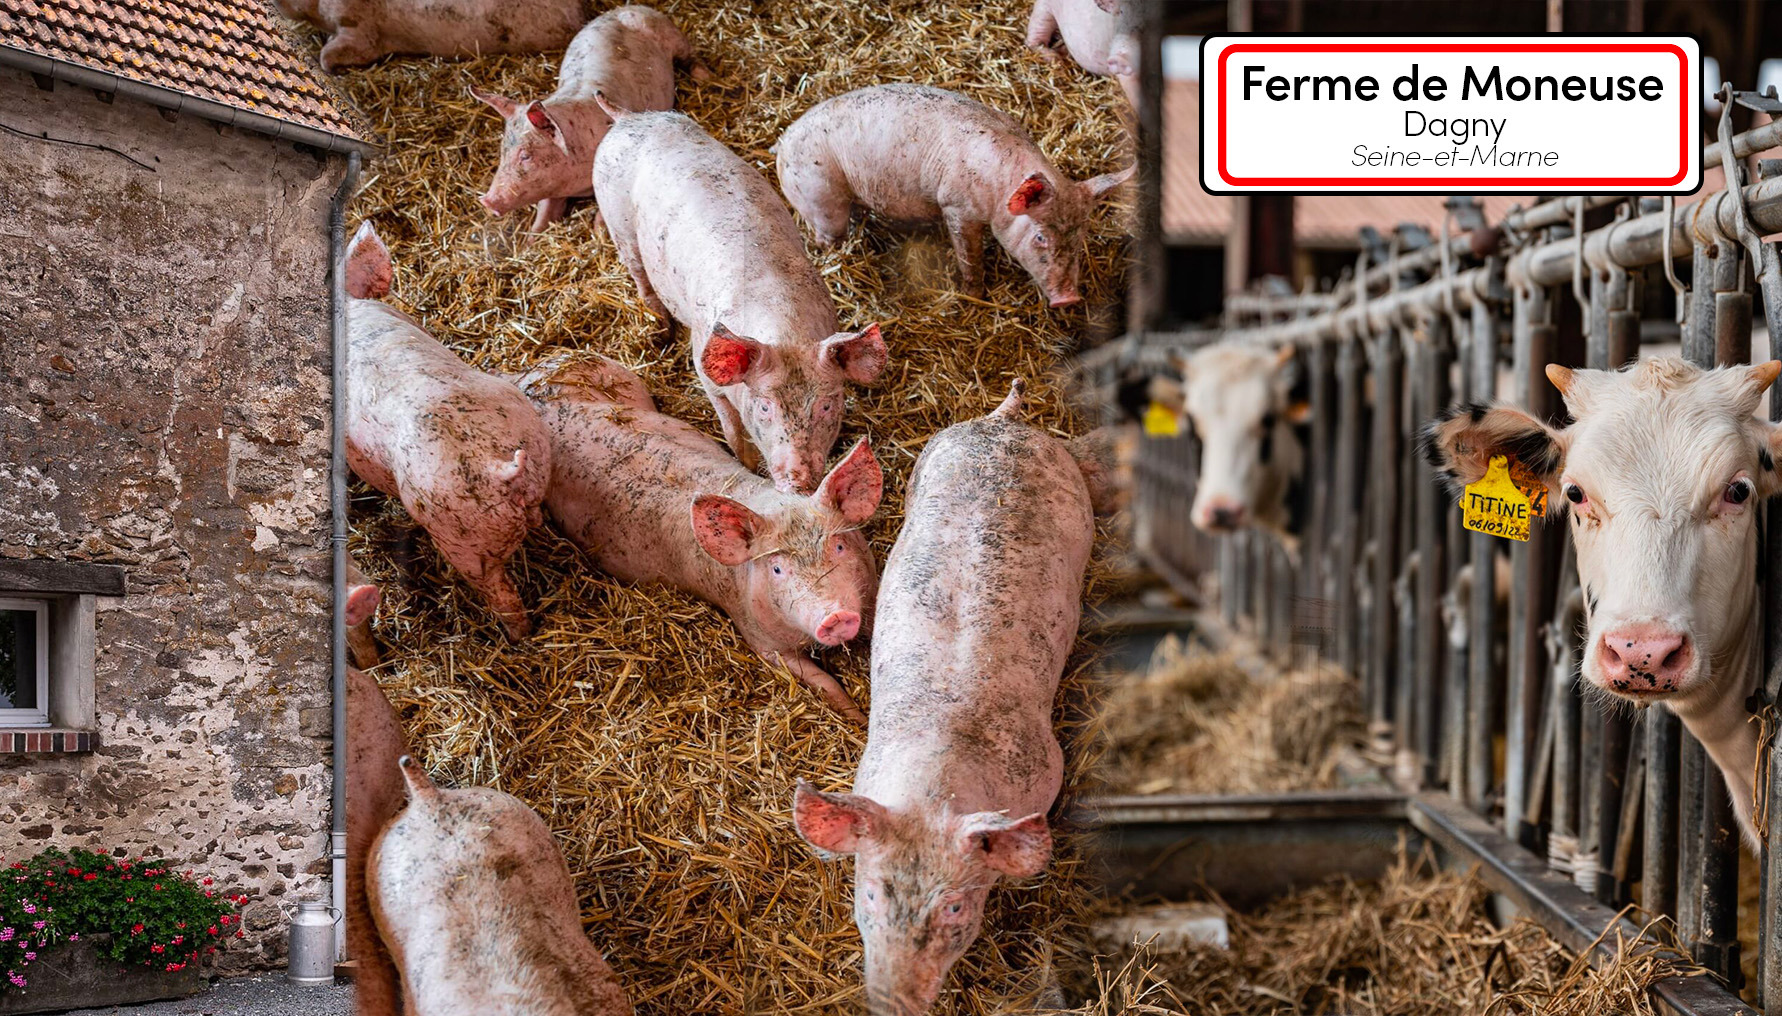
0,928,12,942
7,971,25,988
66,934,78,942
18,903,33,916
21,953,33,962
30,922,42,931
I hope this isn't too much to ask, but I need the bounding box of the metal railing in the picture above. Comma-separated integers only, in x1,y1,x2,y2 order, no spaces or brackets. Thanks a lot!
1089,88,1782,1013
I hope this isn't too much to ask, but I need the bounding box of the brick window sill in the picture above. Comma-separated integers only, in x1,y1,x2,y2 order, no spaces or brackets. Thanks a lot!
0,729,94,754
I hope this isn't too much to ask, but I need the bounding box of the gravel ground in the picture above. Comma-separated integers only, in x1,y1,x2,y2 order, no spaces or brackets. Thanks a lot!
55,975,352,1016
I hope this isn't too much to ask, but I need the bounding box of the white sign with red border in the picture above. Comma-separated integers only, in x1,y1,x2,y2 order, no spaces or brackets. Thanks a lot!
1200,35,1702,194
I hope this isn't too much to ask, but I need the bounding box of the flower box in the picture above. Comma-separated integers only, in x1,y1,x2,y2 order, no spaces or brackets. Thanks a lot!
0,934,200,1015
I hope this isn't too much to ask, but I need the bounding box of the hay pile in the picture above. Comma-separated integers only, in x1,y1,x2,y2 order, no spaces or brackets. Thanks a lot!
1071,847,1703,1016
316,2,1132,1013
1097,636,1368,796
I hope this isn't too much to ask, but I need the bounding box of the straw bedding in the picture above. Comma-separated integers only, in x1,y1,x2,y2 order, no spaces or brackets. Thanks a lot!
1066,846,1705,1016
1097,636,1369,796
311,2,1132,1013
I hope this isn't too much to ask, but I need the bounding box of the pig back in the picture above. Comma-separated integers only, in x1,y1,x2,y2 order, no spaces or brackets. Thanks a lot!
347,300,550,513
594,113,838,344
369,786,629,1016
857,415,1093,813
785,85,1047,223
559,7,681,110
365,0,585,59
1052,0,1121,74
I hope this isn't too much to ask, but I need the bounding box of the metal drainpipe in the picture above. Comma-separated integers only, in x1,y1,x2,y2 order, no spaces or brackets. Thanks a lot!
328,149,362,961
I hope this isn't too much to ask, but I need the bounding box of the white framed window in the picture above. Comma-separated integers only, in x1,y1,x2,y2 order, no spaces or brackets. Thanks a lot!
0,596,50,727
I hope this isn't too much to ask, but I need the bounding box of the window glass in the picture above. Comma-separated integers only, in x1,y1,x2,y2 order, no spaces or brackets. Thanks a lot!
0,606,40,711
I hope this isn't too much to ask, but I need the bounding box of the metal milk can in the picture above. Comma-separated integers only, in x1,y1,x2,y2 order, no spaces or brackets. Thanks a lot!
285,898,341,985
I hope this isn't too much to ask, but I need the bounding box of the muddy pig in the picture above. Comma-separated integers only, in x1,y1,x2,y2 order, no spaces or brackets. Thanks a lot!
367,757,632,1016
344,578,405,1016
773,84,1132,307
1025,0,1140,106
591,103,887,493
276,0,588,73
792,380,1112,1014
473,6,708,233
344,222,551,639
518,353,879,723
346,555,381,669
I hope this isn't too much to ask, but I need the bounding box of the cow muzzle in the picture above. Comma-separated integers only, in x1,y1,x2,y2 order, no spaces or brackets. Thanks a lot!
1592,622,1695,696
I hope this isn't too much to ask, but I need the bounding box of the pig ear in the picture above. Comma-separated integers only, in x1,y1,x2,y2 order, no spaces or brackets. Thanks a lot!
1065,427,1128,517
525,103,570,155
702,323,766,387
958,811,1051,878
1007,173,1053,216
1081,164,1135,202
820,323,888,385
793,780,884,857
344,581,381,628
1420,401,1566,497
690,493,762,566
814,439,882,525
468,86,518,119
344,222,393,300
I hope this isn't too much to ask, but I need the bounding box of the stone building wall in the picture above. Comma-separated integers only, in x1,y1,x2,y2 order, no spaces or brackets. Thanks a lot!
0,65,345,974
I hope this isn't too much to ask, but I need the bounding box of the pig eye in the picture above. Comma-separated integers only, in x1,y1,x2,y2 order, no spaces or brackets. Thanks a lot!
772,564,783,575
1725,478,1754,505
834,540,847,553
945,901,963,915
1564,483,1586,505
1033,231,1052,249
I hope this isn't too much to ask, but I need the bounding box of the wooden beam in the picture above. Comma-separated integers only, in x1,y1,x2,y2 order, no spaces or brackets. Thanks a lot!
0,560,127,597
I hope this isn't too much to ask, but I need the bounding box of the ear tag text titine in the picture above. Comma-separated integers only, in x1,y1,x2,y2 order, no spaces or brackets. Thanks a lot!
1461,454,1546,542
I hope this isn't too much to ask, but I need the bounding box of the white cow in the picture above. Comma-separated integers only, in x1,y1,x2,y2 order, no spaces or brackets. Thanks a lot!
1425,356,1782,848
1180,343,1305,538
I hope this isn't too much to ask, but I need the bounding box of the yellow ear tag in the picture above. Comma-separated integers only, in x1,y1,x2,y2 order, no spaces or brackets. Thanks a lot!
1461,455,1545,542
1143,401,1183,437
1140,399,1183,434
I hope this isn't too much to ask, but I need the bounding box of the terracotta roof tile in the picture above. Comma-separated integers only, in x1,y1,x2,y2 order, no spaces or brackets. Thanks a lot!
0,0,363,141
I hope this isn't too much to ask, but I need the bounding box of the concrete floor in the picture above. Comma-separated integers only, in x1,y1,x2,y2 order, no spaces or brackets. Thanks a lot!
55,975,351,1016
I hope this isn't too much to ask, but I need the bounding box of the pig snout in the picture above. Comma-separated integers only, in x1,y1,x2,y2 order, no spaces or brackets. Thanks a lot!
814,609,862,646
479,192,507,217
770,453,821,495
1595,624,1694,695
1048,291,1082,308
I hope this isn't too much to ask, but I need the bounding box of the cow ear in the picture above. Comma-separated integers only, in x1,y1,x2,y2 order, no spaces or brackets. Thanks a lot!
814,439,882,524
702,323,765,387
468,86,518,118
344,222,393,300
957,811,1051,877
821,323,888,385
793,780,884,857
1421,402,1565,495
1007,173,1053,216
690,494,762,566
1284,399,1312,425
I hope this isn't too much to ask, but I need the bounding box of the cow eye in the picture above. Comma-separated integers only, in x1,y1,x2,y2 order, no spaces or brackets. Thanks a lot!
1260,412,1277,431
1725,479,1754,505
1564,484,1586,505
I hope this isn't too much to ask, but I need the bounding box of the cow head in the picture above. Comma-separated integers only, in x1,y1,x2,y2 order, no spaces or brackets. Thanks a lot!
1426,356,1781,716
1181,343,1305,534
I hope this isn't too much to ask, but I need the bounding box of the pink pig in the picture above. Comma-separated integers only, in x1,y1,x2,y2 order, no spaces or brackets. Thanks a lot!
774,84,1133,307
591,103,888,494
1025,0,1140,106
342,576,406,1016
472,6,708,233
275,0,586,74
343,223,551,640
793,380,1112,1015
367,757,633,1016
517,354,880,724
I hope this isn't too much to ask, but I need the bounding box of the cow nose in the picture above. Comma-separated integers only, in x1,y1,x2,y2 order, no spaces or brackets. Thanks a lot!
1597,626,1692,693
815,610,861,646
1193,499,1246,532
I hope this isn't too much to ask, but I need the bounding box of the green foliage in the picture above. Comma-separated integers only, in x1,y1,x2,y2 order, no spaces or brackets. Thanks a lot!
1,848,245,993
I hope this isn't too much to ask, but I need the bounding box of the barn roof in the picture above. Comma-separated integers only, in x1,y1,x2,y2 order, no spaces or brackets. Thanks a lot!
1163,79,1523,248
0,0,368,151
